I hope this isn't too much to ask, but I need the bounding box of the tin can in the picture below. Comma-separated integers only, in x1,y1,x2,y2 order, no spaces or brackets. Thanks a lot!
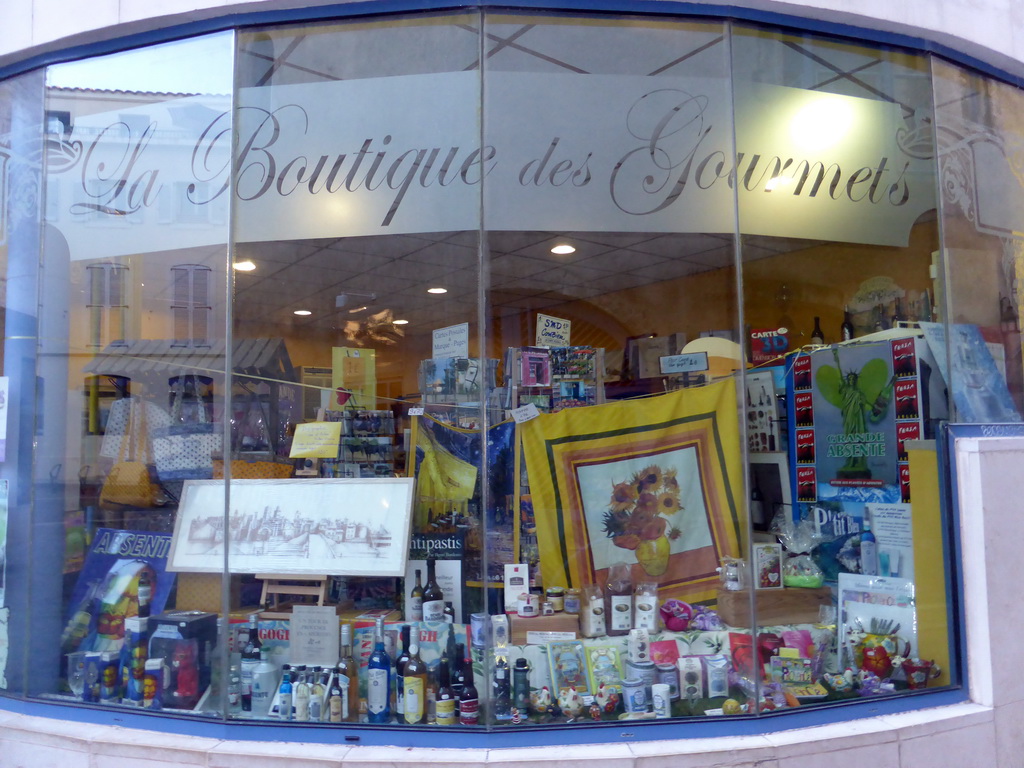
625,659,657,688
651,683,671,718
470,613,489,648
621,677,648,713
656,662,680,699
545,587,565,612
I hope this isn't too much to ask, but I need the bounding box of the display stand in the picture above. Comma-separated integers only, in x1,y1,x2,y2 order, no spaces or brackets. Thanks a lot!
257,573,329,610
503,345,605,414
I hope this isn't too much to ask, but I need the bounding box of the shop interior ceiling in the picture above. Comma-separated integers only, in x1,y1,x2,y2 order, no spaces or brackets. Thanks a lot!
232,232,825,334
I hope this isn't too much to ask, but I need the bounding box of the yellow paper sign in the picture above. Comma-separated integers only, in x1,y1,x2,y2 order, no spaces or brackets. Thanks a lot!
290,421,343,459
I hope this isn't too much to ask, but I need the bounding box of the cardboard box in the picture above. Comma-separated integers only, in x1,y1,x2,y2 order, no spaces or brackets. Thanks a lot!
508,612,579,644
715,586,832,627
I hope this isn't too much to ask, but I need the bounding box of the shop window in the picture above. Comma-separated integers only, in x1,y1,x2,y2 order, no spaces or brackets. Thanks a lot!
171,263,211,346
86,262,128,347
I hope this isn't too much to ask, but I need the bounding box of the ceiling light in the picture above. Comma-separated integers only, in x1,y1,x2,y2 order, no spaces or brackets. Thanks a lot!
293,309,312,316
394,319,409,325
233,260,256,271
427,287,448,294
551,244,576,255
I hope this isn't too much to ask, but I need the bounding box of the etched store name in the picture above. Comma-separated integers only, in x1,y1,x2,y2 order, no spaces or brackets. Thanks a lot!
63,89,916,228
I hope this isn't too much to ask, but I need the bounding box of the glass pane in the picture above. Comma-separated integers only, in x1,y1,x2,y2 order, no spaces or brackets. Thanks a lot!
732,25,955,708
43,33,234,713
485,13,743,725
933,58,1024,422
0,68,47,697
230,14,482,726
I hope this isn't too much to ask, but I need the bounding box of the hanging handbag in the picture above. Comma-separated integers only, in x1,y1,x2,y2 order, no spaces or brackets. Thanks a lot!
151,376,222,482
99,399,160,509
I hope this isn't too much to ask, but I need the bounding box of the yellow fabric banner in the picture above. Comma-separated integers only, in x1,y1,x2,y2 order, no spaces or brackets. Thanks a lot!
521,380,743,605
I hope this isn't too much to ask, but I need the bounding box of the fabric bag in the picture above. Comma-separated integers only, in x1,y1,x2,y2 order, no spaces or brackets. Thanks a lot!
151,377,222,482
99,399,160,510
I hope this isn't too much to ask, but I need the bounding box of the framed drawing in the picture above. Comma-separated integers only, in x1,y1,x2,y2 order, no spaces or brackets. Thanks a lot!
168,477,414,576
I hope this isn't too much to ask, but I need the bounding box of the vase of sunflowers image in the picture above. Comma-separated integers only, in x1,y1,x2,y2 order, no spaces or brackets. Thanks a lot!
601,464,682,576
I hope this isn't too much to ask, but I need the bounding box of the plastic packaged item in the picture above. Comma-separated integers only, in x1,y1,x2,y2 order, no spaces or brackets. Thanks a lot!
605,562,633,636
580,584,606,637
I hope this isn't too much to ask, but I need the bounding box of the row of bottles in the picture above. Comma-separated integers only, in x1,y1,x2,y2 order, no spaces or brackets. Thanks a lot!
407,559,453,623
806,293,934,346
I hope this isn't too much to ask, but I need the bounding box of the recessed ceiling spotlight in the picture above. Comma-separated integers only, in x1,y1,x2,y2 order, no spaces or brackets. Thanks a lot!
427,287,448,294
551,244,576,255
293,309,312,316
233,260,256,271
393,319,410,325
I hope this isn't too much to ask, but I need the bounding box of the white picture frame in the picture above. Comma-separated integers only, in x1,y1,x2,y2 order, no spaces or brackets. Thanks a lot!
168,477,414,576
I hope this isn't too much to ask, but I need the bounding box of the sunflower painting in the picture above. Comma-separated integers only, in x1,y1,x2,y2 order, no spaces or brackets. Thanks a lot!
521,380,743,605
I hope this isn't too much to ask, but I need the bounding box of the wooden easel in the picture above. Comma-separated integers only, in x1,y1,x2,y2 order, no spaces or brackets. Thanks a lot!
256,573,329,610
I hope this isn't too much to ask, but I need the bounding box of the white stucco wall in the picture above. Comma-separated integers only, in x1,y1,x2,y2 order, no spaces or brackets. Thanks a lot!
2,0,1024,80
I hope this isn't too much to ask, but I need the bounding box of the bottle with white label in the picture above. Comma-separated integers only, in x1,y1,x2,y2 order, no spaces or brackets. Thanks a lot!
367,616,391,723
294,666,311,721
278,665,293,721
251,650,278,717
408,569,424,622
422,558,445,622
402,641,427,724
861,512,878,576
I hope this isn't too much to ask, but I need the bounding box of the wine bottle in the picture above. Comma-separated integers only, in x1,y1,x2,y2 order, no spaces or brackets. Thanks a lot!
278,665,293,721
840,305,855,341
891,297,907,328
810,316,825,345
328,666,345,723
240,613,262,713
861,512,878,576
402,641,428,724
422,558,445,622
443,602,455,624
337,624,358,722
395,624,411,719
367,617,391,723
435,653,457,725
309,666,326,722
408,569,424,622
294,666,311,721
451,643,467,703
458,653,479,725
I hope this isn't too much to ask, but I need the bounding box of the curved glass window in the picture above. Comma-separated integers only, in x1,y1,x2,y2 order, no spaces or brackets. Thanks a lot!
5,7,1022,738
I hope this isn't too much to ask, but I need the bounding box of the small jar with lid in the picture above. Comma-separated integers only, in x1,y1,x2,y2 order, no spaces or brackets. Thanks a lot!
545,586,565,612
564,588,581,615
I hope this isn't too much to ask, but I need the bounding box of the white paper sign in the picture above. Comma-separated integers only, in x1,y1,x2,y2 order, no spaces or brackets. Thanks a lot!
660,352,709,374
866,503,915,582
536,314,571,347
408,407,425,416
432,323,470,359
510,403,540,423
289,605,340,667
526,630,578,644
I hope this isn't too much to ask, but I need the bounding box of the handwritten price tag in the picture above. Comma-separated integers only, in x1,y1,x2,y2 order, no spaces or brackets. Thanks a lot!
511,403,540,423
408,407,425,416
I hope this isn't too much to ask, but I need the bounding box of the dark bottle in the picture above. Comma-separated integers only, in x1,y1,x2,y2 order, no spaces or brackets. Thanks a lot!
366,616,391,723
810,316,825,345
891,297,907,328
458,654,479,725
408,569,424,622
451,643,467,702
435,653,457,725
328,666,345,724
395,624,411,719
422,558,445,622
512,657,531,715
402,641,428,724
841,305,855,341
491,656,512,723
240,612,262,712
443,601,455,624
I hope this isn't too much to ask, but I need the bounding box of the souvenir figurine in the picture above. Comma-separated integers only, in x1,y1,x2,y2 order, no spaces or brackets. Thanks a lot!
530,686,552,719
557,686,583,719
595,682,620,714
589,701,602,721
